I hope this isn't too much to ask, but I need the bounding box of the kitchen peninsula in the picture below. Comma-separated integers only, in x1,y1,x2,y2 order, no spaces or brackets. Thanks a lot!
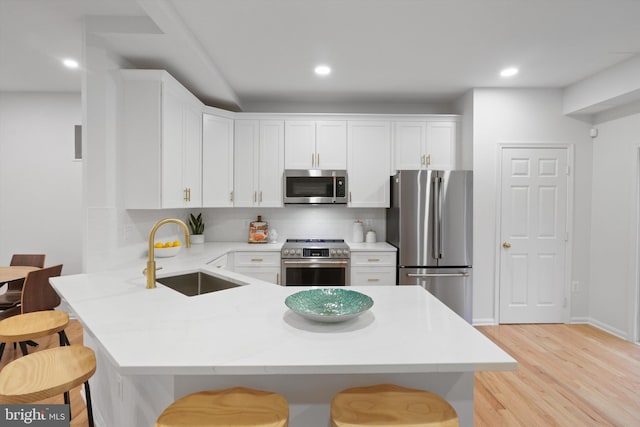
51,243,516,427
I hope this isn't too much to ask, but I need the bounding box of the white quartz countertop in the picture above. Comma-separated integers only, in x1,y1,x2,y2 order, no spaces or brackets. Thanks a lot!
51,242,515,376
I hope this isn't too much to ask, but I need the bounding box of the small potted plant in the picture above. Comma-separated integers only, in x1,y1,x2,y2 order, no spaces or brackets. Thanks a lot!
188,213,205,244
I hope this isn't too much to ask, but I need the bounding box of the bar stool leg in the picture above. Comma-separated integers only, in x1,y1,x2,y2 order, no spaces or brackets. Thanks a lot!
0,342,5,359
84,380,95,427
18,341,28,356
58,330,70,346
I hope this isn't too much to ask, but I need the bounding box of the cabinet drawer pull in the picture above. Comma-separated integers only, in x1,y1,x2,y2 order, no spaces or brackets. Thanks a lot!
367,278,380,282
254,191,257,203
276,273,280,285
426,154,431,166
259,191,263,202
368,258,380,262
317,153,320,167
311,153,315,167
230,191,234,202
251,258,263,262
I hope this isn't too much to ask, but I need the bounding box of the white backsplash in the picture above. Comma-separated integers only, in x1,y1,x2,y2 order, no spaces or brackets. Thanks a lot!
204,206,386,243
86,206,387,273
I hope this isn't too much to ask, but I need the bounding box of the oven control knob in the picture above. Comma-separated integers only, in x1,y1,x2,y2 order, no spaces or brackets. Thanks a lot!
330,249,336,256
296,249,302,256
282,249,288,256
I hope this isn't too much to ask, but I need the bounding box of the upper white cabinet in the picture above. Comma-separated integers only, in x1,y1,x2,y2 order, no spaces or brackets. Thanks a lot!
120,70,203,209
234,120,284,207
284,120,347,170
202,111,234,207
393,119,458,171
347,121,392,208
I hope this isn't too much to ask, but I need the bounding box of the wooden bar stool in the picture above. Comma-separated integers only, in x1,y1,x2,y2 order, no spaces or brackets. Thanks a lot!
155,386,289,427
0,310,70,359
0,345,96,427
330,384,459,427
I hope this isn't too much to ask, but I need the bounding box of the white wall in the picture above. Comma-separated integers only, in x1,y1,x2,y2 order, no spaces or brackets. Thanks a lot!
589,112,640,339
472,88,592,324
0,92,83,274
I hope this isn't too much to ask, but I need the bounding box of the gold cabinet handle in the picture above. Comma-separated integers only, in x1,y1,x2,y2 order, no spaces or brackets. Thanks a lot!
349,191,352,203
426,154,431,167
259,191,263,202
312,153,315,167
276,273,280,285
317,153,320,167
254,191,257,203
421,154,426,165
367,278,380,282
502,242,511,249
368,258,380,262
251,258,263,262
230,191,234,202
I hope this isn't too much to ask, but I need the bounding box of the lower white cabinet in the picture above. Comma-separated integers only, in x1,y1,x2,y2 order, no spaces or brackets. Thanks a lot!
350,251,396,286
230,251,281,284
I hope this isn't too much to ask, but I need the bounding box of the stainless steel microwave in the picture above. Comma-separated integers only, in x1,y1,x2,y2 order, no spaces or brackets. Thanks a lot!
283,170,348,204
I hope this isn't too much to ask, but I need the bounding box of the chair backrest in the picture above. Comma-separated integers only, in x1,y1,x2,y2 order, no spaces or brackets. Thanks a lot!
20,264,63,313
10,254,46,268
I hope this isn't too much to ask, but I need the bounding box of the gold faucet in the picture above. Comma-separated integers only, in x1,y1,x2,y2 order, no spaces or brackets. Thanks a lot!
144,218,191,289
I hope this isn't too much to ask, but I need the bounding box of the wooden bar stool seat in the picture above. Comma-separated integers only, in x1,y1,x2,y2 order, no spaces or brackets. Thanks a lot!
0,345,96,426
331,384,459,427
0,310,70,359
155,387,289,427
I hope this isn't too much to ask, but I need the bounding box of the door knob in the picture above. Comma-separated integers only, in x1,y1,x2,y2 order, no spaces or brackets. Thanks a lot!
502,242,511,249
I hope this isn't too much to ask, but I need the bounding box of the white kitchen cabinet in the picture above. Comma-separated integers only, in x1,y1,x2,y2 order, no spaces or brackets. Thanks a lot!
350,251,397,286
202,111,234,207
234,120,284,207
393,120,458,171
347,121,392,208
284,120,346,170
120,70,203,209
231,251,281,284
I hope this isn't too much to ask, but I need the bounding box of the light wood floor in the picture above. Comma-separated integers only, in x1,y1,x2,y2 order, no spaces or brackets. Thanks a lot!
475,324,640,426
0,319,88,426
2,322,638,426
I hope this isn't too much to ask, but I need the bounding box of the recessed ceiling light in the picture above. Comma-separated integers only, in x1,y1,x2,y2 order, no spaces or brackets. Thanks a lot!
500,67,519,77
63,58,79,69
314,65,331,76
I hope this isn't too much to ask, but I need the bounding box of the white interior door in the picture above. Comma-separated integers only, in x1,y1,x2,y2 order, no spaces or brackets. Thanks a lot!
499,147,569,323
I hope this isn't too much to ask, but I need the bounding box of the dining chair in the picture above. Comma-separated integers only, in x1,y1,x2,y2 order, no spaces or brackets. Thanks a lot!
0,254,46,312
10,254,46,268
0,264,64,359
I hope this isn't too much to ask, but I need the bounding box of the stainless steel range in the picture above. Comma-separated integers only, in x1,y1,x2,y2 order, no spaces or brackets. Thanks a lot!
281,239,350,286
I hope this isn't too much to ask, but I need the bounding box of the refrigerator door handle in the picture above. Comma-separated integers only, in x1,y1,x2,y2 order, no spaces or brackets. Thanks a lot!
436,176,443,259
407,272,470,278
431,176,439,259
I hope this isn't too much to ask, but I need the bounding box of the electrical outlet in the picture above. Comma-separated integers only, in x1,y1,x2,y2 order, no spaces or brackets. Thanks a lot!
571,280,580,292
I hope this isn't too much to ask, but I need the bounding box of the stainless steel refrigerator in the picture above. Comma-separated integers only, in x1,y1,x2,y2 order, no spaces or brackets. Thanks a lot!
387,170,473,322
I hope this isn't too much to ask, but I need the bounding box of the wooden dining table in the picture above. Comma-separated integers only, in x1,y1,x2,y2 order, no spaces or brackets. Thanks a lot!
0,266,40,283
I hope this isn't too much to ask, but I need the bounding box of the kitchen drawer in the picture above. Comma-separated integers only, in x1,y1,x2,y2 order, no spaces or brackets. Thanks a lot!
234,251,280,267
351,267,396,286
351,252,396,267
234,267,281,285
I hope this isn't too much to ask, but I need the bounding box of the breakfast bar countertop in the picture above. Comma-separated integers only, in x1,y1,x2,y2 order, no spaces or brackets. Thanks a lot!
50,242,515,376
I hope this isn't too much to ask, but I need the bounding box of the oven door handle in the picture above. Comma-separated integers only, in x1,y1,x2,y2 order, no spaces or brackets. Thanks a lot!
282,259,350,267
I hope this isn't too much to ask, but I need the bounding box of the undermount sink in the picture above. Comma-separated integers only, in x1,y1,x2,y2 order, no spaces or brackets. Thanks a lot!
156,272,241,296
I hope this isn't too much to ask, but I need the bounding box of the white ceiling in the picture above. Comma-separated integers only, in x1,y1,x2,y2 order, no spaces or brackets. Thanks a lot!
2,0,640,112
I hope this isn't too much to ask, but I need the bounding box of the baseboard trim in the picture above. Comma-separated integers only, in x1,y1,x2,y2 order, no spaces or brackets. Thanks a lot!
472,318,497,326
578,317,630,341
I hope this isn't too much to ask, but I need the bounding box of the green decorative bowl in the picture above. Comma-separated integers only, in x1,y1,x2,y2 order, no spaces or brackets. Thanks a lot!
285,288,374,323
